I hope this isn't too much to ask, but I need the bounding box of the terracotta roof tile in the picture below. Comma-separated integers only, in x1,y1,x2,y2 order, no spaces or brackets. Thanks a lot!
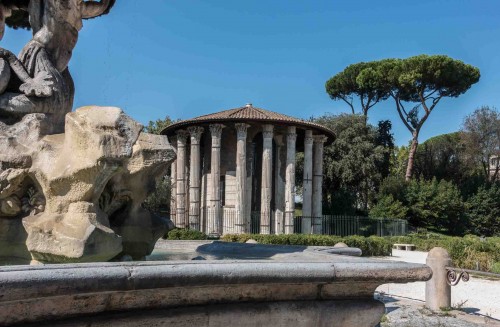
161,104,335,141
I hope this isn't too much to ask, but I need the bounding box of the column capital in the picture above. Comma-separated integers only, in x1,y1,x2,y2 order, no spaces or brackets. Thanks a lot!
313,134,328,144
304,129,314,145
176,130,189,145
209,124,225,138
235,123,251,139
187,126,204,144
262,124,274,139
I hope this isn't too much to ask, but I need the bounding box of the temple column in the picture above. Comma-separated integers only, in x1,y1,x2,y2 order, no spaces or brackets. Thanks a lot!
235,123,250,234
284,126,297,234
260,124,274,234
208,124,224,236
170,136,177,226
274,135,285,234
176,131,188,228
312,135,327,234
187,126,204,231
302,130,314,234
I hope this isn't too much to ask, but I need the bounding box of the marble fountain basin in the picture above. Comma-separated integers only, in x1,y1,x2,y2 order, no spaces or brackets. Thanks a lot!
0,241,432,327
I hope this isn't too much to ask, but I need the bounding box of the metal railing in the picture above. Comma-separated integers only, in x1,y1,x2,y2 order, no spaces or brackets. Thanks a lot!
294,215,408,237
446,267,500,286
174,208,408,237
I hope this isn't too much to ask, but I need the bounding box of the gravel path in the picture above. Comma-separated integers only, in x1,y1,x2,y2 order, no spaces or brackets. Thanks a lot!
376,250,500,326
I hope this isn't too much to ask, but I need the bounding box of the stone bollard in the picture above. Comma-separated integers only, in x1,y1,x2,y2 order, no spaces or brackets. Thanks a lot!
425,247,451,311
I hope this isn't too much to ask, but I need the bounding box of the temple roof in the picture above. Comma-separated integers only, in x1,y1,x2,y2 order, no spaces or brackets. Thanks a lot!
161,104,335,141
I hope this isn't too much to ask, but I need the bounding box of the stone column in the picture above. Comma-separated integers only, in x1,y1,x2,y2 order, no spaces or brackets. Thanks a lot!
170,136,177,226
312,135,327,234
274,135,285,234
285,126,297,234
208,124,224,236
176,130,188,228
302,130,314,234
187,126,204,231
235,123,250,234
260,124,274,234
426,247,452,311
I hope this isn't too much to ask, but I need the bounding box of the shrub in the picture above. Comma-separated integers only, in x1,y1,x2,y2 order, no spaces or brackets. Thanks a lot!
492,262,500,274
167,229,207,240
406,178,466,234
369,195,408,219
387,233,500,273
466,184,500,237
221,234,392,256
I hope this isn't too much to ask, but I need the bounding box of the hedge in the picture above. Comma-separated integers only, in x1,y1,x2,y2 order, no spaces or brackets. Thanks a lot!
387,233,500,273
166,229,207,240
221,234,392,257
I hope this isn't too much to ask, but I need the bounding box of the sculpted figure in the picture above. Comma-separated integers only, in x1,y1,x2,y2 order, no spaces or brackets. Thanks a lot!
0,1,177,263
0,0,114,129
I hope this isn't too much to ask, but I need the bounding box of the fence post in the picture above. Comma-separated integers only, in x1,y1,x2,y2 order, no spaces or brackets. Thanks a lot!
425,247,451,311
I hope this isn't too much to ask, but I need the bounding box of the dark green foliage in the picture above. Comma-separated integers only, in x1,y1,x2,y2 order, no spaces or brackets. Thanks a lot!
167,229,207,240
221,234,392,257
369,195,407,219
372,177,466,235
377,175,407,203
387,55,480,180
406,178,466,234
143,116,176,134
375,120,395,180
387,233,500,273
466,184,500,237
392,55,480,104
414,132,473,184
142,176,171,216
312,114,387,213
329,55,480,181
142,116,176,215
325,61,390,115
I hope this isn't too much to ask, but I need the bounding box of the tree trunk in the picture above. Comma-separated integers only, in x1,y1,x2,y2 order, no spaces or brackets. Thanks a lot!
405,130,419,182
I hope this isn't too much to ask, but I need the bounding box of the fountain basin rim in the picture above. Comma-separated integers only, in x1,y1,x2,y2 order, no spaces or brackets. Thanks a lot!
0,260,431,303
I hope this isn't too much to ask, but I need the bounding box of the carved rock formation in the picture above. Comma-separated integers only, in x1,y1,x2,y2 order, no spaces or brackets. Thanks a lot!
0,106,176,263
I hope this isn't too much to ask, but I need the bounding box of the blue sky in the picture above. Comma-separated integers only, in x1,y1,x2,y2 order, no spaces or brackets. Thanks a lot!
4,0,499,145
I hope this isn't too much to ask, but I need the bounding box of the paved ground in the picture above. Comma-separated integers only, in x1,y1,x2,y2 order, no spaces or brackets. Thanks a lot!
376,250,500,326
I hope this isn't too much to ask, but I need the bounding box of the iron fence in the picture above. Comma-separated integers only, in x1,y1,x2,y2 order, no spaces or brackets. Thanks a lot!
294,215,408,237
175,208,408,237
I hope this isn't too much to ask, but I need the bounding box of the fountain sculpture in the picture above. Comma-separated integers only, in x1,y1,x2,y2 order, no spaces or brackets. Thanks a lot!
0,0,175,264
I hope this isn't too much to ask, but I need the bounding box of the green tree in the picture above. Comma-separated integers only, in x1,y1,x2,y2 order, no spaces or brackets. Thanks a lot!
413,132,475,186
312,114,386,213
375,120,395,180
466,184,500,236
143,116,176,134
461,106,500,184
406,178,466,235
385,55,480,181
325,61,390,116
369,195,408,219
390,145,409,178
374,176,467,235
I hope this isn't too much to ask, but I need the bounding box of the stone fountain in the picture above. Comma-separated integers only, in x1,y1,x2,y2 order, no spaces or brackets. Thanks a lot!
0,2,432,326
0,0,175,264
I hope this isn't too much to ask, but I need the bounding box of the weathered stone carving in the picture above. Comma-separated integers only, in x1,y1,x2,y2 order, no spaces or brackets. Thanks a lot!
0,1,177,263
0,0,114,129
0,106,175,263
